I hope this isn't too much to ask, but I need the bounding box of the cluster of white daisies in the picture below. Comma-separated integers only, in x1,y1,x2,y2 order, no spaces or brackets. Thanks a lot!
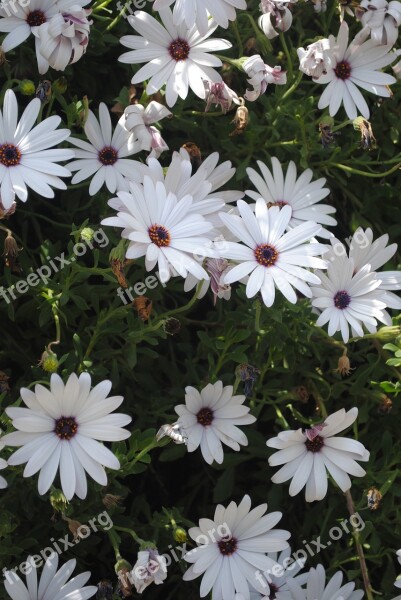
1,0,401,598
1,87,401,343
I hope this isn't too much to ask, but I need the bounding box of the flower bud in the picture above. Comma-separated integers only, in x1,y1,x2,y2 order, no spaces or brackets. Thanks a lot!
49,489,68,512
369,326,401,342
80,227,95,242
163,317,181,335
19,80,36,96
114,558,132,574
173,527,187,543
39,350,59,373
53,77,68,94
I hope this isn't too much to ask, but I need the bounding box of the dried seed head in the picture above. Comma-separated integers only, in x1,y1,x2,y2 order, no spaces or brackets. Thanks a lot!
366,487,382,510
378,394,393,415
102,493,124,509
62,515,89,541
0,371,10,394
133,296,152,321
294,385,310,403
163,317,181,336
173,527,188,543
0,201,16,220
334,348,354,376
3,232,20,259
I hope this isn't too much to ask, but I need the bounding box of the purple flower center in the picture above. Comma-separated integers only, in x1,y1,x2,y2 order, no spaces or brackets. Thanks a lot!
148,225,171,247
169,39,190,61
98,146,118,165
0,144,21,167
26,10,47,26
334,290,351,310
254,243,279,267
334,60,351,80
218,537,237,555
305,435,324,452
197,407,214,426
55,416,78,440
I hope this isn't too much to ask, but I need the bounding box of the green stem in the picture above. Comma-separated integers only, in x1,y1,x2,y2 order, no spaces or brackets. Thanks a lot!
107,528,122,561
280,33,293,81
281,72,303,100
345,490,374,600
254,299,262,332
330,161,401,178
231,20,244,57
114,525,146,546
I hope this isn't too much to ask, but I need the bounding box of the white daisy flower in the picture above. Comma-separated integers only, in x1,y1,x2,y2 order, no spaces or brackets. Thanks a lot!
245,548,307,600
130,548,167,593
0,438,8,489
297,38,333,78
286,564,363,600
66,103,140,196
118,9,232,108
311,245,391,343
114,147,243,222
394,548,401,598
124,101,171,158
358,0,401,46
266,407,370,502
2,372,131,501
183,494,291,599
101,176,215,284
218,200,327,308
174,380,256,464
36,6,92,73
0,0,90,74
243,55,287,102
153,0,247,36
0,89,74,210
313,21,398,119
3,552,97,600
345,227,401,310
246,158,336,238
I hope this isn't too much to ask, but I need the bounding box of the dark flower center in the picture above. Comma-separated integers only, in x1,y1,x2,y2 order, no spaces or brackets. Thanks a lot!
26,10,47,26
148,225,171,247
334,60,351,80
218,537,237,555
55,416,78,440
0,144,21,167
305,435,324,452
334,290,351,310
254,243,279,267
169,39,190,61
197,407,214,426
98,146,118,166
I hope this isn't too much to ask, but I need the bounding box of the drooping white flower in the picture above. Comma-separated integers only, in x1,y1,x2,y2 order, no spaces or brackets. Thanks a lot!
102,176,215,284
36,6,92,73
218,200,327,308
66,103,140,195
0,89,74,210
130,548,167,594
203,80,241,113
175,380,256,464
312,21,398,119
286,564,364,600
345,227,401,311
153,0,247,36
246,158,336,238
3,552,97,600
183,494,291,599
358,0,401,46
2,372,131,500
259,0,294,39
267,407,369,502
124,101,172,158
297,38,333,78
243,55,287,101
0,438,7,489
0,0,90,73
118,9,232,108
311,242,392,343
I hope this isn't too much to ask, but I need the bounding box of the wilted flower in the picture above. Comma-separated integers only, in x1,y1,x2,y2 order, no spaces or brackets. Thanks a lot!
130,548,167,593
230,103,249,135
334,348,354,376
203,80,240,113
156,422,187,444
297,38,333,78
378,394,393,414
366,486,383,510
259,0,294,39
0,371,10,394
243,54,286,101
162,317,181,335
358,0,401,46
354,116,377,149
62,514,89,541
205,258,232,304
96,580,114,600
310,0,327,11
37,7,92,73
36,80,52,104
236,363,260,396
102,493,124,509
124,101,172,158
0,200,16,220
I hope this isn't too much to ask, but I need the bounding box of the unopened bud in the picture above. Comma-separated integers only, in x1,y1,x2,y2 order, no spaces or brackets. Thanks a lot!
114,558,132,574
173,527,187,543
39,350,59,373
19,80,36,96
53,77,68,94
80,227,95,242
49,489,68,512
